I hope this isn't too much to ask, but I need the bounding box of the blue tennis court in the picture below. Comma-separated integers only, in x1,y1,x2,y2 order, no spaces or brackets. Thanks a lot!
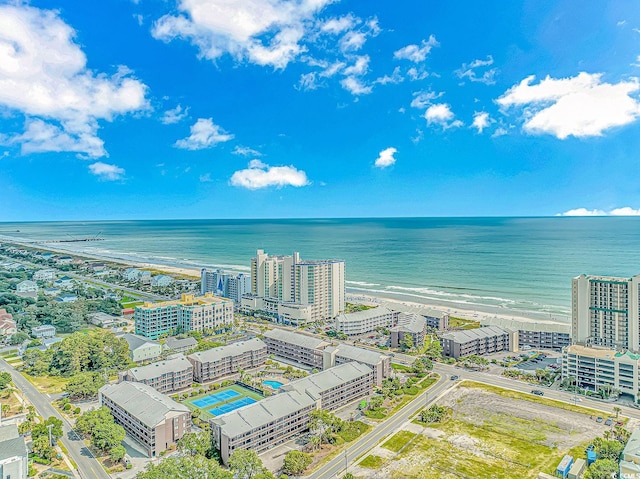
209,397,257,416
192,390,241,408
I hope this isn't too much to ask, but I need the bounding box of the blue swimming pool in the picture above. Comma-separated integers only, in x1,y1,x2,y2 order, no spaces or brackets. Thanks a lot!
263,380,284,389
209,397,257,416
192,390,241,408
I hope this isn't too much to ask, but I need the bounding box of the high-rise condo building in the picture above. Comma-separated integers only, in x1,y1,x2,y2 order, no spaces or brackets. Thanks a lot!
201,269,251,303
134,293,234,340
571,274,640,351
241,249,345,325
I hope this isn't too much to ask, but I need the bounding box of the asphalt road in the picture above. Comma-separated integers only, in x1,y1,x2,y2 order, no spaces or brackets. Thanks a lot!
306,374,456,479
0,357,112,479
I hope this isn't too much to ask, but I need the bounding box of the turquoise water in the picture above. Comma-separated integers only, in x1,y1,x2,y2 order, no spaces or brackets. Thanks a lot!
263,380,284,389
1,217,640,318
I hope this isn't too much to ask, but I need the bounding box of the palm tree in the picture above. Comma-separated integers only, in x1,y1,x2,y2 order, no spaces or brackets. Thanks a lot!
613,406,622,419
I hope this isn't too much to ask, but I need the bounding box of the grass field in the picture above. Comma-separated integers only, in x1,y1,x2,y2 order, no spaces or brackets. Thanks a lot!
449,317,481,330
22,372,68,394
183,384,263,419
382,431,417,453
360,455,385,469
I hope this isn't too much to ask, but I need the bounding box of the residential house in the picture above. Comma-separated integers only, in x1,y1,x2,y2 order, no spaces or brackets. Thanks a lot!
16,280,38,294
123,268,142,281
0,424,28,479
43,287,61,297
0,309,17,338
120,333,163,363
54,276,75,289
88,312,118,328
164,337,198,354
151,275,174,287
32,269,56,282
31,324,56,339
55,293,78,303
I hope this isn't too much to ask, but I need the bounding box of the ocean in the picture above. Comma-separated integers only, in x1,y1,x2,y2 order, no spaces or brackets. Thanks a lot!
1,217,640,320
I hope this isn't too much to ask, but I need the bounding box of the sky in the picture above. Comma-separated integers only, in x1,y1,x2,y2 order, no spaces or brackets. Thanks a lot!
1,0,640,221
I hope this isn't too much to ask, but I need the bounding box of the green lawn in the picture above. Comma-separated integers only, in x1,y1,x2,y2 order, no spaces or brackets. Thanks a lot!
449,317,481,330
382,431,417,453
21,373,69,394
359,455,385,469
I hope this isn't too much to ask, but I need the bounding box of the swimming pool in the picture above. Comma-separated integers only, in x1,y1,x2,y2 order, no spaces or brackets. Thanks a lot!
263,380,284,389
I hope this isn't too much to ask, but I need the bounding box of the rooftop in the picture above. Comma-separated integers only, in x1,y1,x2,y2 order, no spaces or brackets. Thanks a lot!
335,306,393,323
139,293,231,309
282,362,372,400
480,316,570,334
565,344,640,361
119,333,160,351
188,338,266,363
125,354,193,381
165,336,198,350
381,302,448,319
624,428,640,459
441,325,509,343
0,424,28,460
100,381,189,428
390,313,427,334
330,343,389,365
263,328,330,350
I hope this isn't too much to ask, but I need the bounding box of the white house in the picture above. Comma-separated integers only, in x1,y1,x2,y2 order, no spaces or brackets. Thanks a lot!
16,280,38,293
151,275,174,287
55,293,78,303
32,269,56,282
54,276,75,289
123,268,142,281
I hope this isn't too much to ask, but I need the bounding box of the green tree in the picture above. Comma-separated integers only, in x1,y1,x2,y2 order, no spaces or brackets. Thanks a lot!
136,455,232,479
593,438,624,461
0,372,11,390
91,421,125,452
343,474,354,479
178,431,212,458
9,331,29,345
228,449,273,479
584,459,619,479
109,444,127,463
282,451,312,475
32,417,63,443
369,396,384,410
65,372,106,400
309,410,344,445
424,339,442,361
400,333,414,351
32,435,55,461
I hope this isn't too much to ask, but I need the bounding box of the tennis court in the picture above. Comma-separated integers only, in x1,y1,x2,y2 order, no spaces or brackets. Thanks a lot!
209,396,257,416
191,390,241,408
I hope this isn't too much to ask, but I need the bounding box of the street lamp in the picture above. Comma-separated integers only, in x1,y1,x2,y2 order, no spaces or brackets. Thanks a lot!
47,423,54,447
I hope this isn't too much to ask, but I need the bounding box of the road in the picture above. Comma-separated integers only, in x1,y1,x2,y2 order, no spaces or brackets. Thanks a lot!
0,357,112,479
307,374,456,479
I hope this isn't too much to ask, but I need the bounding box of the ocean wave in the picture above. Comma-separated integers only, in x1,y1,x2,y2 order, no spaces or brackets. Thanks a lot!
387,285,517,303
346,280,381,287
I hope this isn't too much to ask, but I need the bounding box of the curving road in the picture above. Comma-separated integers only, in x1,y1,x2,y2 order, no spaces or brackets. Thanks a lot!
0,357,111,479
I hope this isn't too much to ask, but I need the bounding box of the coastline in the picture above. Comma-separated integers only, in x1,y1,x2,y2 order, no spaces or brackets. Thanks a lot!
0,235,570,327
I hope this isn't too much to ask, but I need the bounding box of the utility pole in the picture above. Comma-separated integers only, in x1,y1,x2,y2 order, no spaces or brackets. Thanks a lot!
47,424,54,447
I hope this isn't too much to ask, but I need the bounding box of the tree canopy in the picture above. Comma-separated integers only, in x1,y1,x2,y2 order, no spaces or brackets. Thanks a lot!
136,456,232,479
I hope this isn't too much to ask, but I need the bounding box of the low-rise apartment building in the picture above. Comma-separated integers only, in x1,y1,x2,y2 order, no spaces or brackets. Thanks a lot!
16,280,37,294
211,362,372,464
480,316,571,351
31,324,56,339
99,381,191,457
188,338,267,382
334,307,396,336
120,333,163,363
390,313,428,349
164,336,198,354
382,302,450,331
134,293,233,340
441,326,514,359
324,343,391,386
119,354,194,393
263,328,330,369
32,269,56,281
562,344,640,401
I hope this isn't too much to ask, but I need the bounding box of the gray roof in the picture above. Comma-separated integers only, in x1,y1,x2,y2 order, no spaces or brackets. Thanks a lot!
624,429,640,459
282,362,372,400
100,381,189,428
211,388,315,438
479,316,570,334
32,324,55,332
381,302,448,319
165,336,198,351
89,312,118,322
120,333,160,351
390,313,427,334
335,306,394,323
0,424,28,460
188,338,266,364
330,343,389,366
125,354,193,381
441,325,509,343
263,328,330,350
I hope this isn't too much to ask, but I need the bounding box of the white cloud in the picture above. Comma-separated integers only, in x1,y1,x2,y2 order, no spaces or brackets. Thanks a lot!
497,72,640,139
393,35,439,63
199,173,213,182
456,55,497,85
0,4,149,158
472,112,492,133
339,31,367,52
425,103,463,129
340,76,372,95
375,67,404,85
233,145,262,157
410,90,442,109
88,162,125,181
374,147,397,168
174,118,234,150
296,72,320,91
161,104,189,124
343,55,370,76
557,207,640,216
230,161,309,189
320,15,356,35
407,67,428,81
152,0,334,70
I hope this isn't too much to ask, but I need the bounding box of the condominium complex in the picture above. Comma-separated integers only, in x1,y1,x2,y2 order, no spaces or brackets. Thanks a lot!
382,302,450,331
571,274,640,350
480,316,571,351
562,345,640,401
188,338,267,382
441,326,514,359
262,328,391,385
134,293,233,339
0,424,28,479
119,354,194,394
99,382,191,457
211,362,373,464
201,269,251,303
241,249,345,325
390,313,428,349
334,306,396,336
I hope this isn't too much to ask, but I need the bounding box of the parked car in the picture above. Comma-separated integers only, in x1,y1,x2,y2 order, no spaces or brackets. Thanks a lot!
605,418,613,426
451,375,459,380
596,416,603,423
531,390,544,396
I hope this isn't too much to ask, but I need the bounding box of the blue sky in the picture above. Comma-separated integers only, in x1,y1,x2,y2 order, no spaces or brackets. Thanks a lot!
1,0,640,220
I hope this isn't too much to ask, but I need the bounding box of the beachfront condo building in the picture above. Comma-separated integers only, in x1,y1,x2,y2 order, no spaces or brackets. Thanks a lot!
187,338,267,382
99,381,191,457
134,293,233,339
201,269,251,303
441,326,515,359
211,362,373,464
119,354,194,394
334,306,396,336
381,302,450,331
241,249,345,325
480,316,571,351
571,274,640,351
262,328,391,385
390,313,428,349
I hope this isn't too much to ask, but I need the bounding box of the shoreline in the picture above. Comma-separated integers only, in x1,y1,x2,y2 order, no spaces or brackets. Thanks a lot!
0,235,570,326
